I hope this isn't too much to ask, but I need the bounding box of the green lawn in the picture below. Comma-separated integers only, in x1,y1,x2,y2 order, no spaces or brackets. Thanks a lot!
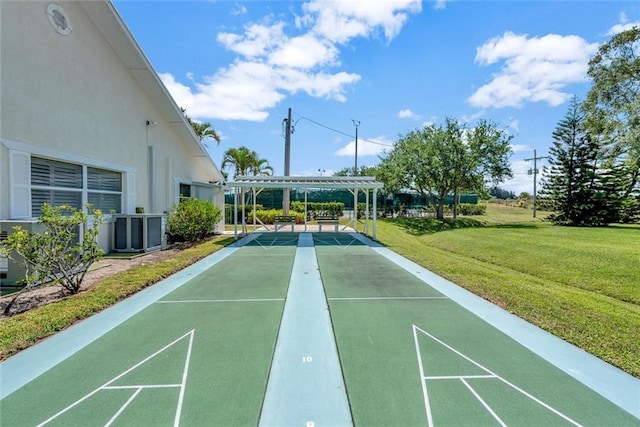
365,203,640,378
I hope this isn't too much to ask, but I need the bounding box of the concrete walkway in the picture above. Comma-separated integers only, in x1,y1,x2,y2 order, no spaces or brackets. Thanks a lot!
259,233,352,425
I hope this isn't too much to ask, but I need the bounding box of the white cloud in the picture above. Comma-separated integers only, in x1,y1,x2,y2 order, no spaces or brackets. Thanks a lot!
606,13,640,35
433,0,451,10
335,135,393,157
165,1,421,122
468,32,599,109
508,119,519,132
510,143,530,153
500,160,535,194
217,21,287,58
397,108,418,119
269,34,340,69
302,0,422,43
230,3,247,16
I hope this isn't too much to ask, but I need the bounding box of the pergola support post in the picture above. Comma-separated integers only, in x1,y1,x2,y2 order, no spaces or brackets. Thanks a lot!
373,188,378,240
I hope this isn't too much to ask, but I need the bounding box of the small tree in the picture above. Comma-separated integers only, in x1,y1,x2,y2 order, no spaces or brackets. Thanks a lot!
166,198,222,242
0,204,104,314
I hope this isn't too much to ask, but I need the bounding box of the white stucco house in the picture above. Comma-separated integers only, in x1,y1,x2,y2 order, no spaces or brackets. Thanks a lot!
0,1,225,285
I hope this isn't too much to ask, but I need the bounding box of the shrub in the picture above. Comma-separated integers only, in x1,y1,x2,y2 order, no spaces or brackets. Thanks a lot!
167,198,222,242
307,202,344,219
0,204,105,314
224,204,262,223
457,203,487,215
253,209,305,224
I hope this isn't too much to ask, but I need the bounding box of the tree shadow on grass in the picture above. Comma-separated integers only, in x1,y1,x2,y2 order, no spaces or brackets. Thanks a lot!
387,217,487,236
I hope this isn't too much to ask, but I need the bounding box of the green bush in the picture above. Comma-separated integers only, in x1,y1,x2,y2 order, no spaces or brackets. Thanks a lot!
167,198,222,242
290,201,306,213
457,203,487,215
253,209,305,224
224,204,262,223
307,202,344,219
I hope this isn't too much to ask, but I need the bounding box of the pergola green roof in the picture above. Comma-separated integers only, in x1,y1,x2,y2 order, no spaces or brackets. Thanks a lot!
226,176,384,239
229,176,384,190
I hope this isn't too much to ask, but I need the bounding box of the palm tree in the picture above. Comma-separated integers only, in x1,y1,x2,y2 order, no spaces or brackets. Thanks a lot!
252,158,274,176
222,147,273,230
221,146,257,179
190,121,221,144
181,107,221,145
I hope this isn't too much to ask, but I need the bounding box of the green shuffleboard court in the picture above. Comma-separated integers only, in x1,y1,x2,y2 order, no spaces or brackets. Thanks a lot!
0,231,638,426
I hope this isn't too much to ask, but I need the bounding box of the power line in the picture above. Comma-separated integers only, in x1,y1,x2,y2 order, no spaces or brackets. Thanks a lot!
291,111,394,147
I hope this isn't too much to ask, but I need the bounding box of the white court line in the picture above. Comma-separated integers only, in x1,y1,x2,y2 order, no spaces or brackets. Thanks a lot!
313,237,359,249
105,388,142,427
253,237,298,250
413,325,434,427
329,296,448,301
36,330,195,427
413,325,583,427
424,375,495,380
460,378,507,427
174,329,195,427
104,384,182,389
157,298,284,304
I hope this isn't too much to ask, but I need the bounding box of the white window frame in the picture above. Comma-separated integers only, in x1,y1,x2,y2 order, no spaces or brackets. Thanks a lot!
3,138,136,218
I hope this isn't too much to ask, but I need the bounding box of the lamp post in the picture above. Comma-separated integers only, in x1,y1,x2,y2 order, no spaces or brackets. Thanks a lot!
317,168,325,176
352,119,360,176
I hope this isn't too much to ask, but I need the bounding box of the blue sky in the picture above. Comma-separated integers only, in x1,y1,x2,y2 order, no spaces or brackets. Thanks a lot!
113,0,639,194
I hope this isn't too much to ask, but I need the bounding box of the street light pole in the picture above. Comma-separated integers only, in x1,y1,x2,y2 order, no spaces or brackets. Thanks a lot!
283,107,292,215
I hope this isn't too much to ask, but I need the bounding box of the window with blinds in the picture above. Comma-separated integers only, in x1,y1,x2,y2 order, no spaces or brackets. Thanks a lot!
30,157,122,216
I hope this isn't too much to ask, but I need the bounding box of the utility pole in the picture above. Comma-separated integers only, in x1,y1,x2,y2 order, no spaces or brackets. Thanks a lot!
351,119,360,230
352,119,360,176
524,149,549,218
283,108,292,215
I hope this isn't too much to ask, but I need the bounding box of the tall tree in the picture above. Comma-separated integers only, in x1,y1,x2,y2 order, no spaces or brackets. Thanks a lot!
541,97,623,225
583,27,640,200
221,146,263,179
221,146,273,210
181,107,221,145
251,158,274,176
377,118,512,220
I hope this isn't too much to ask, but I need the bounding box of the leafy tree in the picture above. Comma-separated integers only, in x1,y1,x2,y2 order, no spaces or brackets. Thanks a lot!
333,165,378,177
490,186,516,199
377,118,512,220
583,27,640,199
0,204,104,315
541,97,623,225
181,107,221,145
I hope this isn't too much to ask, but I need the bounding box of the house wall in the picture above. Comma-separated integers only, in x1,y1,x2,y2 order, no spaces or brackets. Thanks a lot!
0,1,221,222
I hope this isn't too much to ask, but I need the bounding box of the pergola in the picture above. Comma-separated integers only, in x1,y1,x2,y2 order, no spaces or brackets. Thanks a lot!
227,176,384,240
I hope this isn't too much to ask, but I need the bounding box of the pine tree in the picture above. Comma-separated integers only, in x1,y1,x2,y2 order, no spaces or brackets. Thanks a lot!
541,97,618,226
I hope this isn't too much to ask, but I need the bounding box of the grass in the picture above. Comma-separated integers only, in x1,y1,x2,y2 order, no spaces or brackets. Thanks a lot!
364,204,640,378
0,235,234,361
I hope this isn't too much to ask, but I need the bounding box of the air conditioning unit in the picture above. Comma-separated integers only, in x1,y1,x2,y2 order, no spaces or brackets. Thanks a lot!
112,214,165,253
0,220,45,287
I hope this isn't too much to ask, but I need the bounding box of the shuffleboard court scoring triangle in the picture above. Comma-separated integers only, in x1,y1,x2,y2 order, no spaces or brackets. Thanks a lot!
412,324,491,379
36,330,195,427
411,325,583,427
109,331,193,387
